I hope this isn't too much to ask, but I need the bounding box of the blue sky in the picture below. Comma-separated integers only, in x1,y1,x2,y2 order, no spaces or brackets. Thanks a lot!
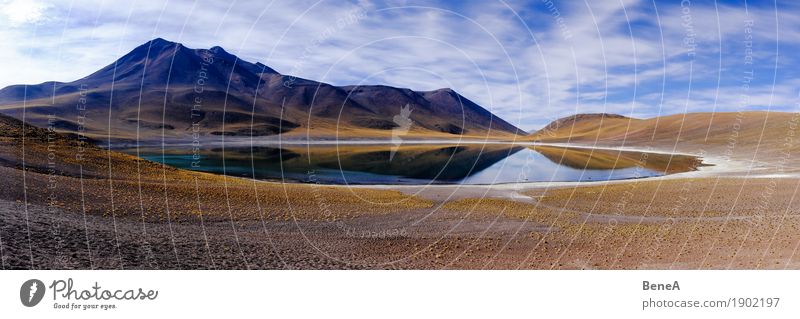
1,0,798,130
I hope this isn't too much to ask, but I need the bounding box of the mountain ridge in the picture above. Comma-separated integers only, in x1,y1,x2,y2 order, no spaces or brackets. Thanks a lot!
0,38,525,142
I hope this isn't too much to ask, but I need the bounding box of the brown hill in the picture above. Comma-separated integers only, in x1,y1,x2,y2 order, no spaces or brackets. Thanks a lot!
530,111,800,165
536,113,630,134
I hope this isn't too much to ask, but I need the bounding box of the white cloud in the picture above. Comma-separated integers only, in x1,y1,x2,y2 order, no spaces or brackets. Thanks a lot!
0,0,799,130
0,0,50,26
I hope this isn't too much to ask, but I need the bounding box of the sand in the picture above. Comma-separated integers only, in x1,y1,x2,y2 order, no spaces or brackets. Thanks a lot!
2,111,800,269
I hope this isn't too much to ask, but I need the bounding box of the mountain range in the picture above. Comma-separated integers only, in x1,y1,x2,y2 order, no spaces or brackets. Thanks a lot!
0,38,524,142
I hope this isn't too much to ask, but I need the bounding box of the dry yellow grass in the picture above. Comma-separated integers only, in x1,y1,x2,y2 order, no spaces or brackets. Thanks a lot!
534,177,800,218
531,111,800,164
4,112,800,269
0,116,433,223
441,197,577,227
438,178,800,269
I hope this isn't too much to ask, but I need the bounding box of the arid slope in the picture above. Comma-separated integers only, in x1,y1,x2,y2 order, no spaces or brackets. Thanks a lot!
2,113,800,270
531,111,800,165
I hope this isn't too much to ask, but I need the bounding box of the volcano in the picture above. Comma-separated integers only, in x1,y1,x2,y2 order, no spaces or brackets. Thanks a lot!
0,38,524,142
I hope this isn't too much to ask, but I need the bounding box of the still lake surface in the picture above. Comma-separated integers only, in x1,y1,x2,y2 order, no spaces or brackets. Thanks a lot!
126,144,701,185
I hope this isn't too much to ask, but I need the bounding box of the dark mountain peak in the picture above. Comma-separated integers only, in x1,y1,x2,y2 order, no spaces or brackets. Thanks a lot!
114,37,183,67
65,38,288,89
423,88,461,100
431,87,454,93
0,38,526,139
343,84,415,94
135,37,181,53
423,87,463,101
208,45,231,58
199,45,279,75
150,37,178,47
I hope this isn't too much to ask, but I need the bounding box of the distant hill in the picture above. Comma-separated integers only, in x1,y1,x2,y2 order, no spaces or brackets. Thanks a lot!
536,113,630,134
530,111,800,162
0,38,525,142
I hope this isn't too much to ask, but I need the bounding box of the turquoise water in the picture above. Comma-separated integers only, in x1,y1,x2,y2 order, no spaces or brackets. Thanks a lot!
126,144,694,185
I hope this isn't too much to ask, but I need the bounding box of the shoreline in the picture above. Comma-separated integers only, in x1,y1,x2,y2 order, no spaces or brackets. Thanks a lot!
192,142,779,191
5,112,800,269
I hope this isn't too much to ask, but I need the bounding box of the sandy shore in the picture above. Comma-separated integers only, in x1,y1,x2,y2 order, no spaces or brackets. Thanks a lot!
1,116,799,269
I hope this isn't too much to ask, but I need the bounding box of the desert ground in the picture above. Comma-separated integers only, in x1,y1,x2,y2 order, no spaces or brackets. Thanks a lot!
1,111,799,269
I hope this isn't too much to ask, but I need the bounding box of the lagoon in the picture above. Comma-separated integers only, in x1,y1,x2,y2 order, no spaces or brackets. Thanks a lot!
124,144,702,185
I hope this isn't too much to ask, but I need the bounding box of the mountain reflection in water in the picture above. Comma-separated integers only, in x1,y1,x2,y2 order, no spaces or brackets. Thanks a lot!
128,144,702,185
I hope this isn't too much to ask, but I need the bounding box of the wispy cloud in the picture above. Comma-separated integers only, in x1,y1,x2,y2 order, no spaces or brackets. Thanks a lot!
0,0,51,26
1,0,799,130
